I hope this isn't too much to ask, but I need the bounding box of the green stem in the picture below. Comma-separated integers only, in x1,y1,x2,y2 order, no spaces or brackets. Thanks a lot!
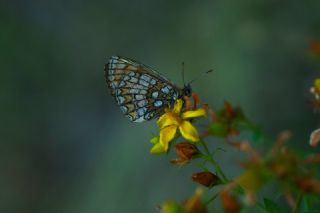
205,193,218,205
292,192,303,213
200,140,229,183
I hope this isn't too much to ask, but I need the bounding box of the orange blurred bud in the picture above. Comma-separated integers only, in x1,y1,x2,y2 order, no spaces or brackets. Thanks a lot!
171,142,200,165
270,131,292,157
303,154,320,164
184,96,192,111
192,93,200,110
203,104,209,115
295,176,320,193
227,141,260,159
310,40,320,56
224,100,235,118
184,188,208,213
220,191,241,213
192,171,220,187
210,110,218,122
243,191,256,206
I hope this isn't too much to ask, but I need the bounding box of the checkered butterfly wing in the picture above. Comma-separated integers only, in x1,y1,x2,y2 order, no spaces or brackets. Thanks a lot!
105,56,182,122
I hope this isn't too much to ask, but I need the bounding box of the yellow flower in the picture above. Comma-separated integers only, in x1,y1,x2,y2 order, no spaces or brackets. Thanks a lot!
314,78,320,93
151,99,206,154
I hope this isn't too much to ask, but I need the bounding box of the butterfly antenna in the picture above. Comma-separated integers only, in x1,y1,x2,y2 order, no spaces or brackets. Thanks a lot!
181,62,186,85
188,69,214,85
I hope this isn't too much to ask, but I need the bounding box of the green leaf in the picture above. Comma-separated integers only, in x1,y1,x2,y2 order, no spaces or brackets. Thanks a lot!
232,115,263,143
263,198,285,213
251,127,264,143
302,194,320,212
150,135,159,144
208,122,228,136
302,195,311,212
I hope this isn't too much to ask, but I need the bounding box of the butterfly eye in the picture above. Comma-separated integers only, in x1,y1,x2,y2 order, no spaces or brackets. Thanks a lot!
183,84,192,97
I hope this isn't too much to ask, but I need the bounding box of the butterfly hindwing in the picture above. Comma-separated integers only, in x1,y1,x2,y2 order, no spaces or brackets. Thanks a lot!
105,56,181,122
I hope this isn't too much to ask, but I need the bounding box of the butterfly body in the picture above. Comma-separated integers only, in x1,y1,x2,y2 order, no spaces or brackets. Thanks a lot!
105,56,192,122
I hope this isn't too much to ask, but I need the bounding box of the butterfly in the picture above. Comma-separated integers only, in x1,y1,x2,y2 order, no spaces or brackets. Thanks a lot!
104,56,192,122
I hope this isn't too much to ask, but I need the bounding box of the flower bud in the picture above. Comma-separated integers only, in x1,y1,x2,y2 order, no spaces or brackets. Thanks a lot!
310,40,320,57
170,142,200,165
184,188,207,213
295,176,320,193
220,191,241,213
192,93,200,110
192,171,220,187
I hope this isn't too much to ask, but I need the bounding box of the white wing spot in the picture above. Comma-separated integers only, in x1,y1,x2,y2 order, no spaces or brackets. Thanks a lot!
110,82,117,89
140,90,147,95
135,94,144,100
138,107,147,116
150,79,156,85
141,74,151,82
154,100,163,107
118,81,125,87
116,96,125,104
139,79,149,87
152,91,158,98
109,63,116,70
120,106,127,113
117,63,126,69
123,75,130,81
135,116,145,122
129,89,139,94
161,86,170,94
133,84,145,89
130,77,138,83
137,100,148,107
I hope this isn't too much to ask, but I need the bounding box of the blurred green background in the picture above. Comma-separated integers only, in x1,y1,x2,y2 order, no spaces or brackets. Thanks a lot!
1,0,320,212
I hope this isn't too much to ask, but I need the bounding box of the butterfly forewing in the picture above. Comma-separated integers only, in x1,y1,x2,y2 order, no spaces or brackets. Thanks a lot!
105,56,181,122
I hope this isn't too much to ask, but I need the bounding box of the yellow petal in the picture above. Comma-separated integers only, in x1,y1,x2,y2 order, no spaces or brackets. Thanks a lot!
315,78,320,91
179,121,200,142
150,135,159,144
160,125,178,151
173,99,183,114
182,108,206,119
157,113,179,129
150,142,166,154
